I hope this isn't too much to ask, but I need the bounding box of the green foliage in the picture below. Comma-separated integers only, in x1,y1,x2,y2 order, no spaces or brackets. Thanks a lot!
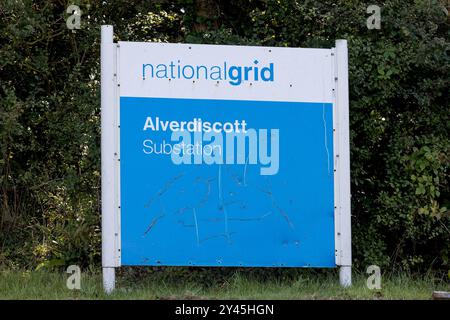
0,0,448,273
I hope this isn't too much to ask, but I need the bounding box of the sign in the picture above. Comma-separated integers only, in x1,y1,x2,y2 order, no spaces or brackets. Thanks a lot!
100,26,351,292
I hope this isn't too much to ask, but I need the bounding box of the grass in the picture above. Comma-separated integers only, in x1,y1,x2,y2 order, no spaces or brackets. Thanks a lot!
0,267,448,300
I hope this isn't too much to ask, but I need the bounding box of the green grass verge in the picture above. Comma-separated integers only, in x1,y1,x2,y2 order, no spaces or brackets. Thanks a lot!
0,267,448,300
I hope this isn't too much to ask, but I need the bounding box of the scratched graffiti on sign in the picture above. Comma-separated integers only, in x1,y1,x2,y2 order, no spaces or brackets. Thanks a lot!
120,98,335,267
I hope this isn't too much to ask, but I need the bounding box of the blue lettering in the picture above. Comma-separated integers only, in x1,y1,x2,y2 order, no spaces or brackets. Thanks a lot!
196,65,208,79
228,66,242,86
141,60,274,85
182,65,195,79
142,63,154,80
261,63,274,82
156,64,168,78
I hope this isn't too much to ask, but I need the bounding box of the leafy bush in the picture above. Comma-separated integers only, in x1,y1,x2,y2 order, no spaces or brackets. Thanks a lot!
0,0,448,273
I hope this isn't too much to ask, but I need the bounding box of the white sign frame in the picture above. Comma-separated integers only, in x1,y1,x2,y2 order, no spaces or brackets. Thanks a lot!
100,25,351,293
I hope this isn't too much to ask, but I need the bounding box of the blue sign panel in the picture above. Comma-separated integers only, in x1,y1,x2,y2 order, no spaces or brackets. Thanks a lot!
120,97,335,267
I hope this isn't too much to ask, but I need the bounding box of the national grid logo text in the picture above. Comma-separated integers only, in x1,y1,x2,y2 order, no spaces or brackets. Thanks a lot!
142,60,274,86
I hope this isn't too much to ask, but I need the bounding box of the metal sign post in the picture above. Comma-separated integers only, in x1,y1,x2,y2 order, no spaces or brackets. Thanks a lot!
101,25,118,294
334,40,352,287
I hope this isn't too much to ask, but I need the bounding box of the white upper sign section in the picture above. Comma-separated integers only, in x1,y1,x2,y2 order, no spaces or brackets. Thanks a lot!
118,41,334,103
